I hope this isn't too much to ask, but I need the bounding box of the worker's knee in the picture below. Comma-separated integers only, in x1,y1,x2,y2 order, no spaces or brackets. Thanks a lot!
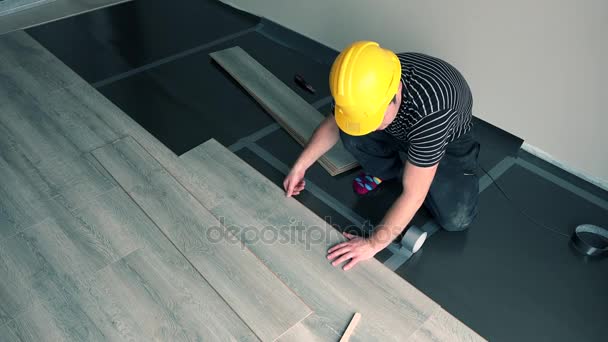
436,205,478,232
439,217,471,232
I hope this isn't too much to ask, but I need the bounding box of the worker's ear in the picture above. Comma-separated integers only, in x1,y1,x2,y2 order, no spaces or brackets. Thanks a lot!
390,82,403,104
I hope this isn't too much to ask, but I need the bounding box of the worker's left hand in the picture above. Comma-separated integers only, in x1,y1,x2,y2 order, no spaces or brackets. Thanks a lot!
327,232,380,271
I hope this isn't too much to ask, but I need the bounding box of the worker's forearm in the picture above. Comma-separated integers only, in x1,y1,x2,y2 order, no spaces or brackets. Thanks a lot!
292,117,340,171
369,191,425,250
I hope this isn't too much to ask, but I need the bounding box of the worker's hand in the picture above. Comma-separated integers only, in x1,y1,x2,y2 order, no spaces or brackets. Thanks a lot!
283,167,306,197
327,232,379,271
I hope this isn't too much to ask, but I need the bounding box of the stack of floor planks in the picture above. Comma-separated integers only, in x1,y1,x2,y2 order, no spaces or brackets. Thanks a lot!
0,31,485,341
211,46,359,176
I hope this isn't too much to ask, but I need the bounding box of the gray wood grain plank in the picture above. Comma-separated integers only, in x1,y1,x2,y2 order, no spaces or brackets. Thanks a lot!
210,46,357,176
51,81,227,217
0,187,146,327
0,214,118,327
72,186,258,341
0,67,119,153
407,308,487,342
0,0,55,16
0,321,19,341
0,89,116,211
93,136,312,341
0,152,53,240
0,31,79,94
277,314,341,342
0,290,105,342
87,248,259,342
0,185,258,341
31,85,120,153
180,139,441,341
0,0,130,36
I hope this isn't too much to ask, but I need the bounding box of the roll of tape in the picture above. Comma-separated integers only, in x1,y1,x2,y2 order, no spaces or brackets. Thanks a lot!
571,224,608,256
401,226,428,253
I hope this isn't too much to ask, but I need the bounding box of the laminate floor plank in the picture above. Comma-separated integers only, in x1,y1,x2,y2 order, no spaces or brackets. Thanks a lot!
0,180,152,332
92,136,311,341
277,314,341,342
0,184,258,341
32,85,121,153
0,0,54,16
180,139,441,341
0,0,130,36
0,153,54,240
0,212,126,328
0,89,116,211
0,31,79,95
0,269,106,342
86,247,259,341
407,308,486,342
210,46,357,176
73,186,259,341
0,33,120,152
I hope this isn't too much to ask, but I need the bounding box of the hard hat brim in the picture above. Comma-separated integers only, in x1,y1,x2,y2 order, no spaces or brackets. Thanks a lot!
334,104,385,136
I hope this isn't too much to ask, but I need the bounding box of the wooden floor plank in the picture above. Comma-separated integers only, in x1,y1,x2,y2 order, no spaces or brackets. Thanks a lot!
93,136,312,341
0,153,53,240
87,248,259,342
180,139,440,341
0,33,120,153
277,314,341,342
31,85,120,153
0,89,116,211
0,273,106,342
72,186,259,341
0,214,120,327
0,0,54,16
407,308,487,342
0,184,258,341
210,46,357,176
0,31,79,94
0,0,129,36
0,185,153,329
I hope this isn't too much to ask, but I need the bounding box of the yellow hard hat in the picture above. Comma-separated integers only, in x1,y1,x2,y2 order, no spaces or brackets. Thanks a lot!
329,41,402,136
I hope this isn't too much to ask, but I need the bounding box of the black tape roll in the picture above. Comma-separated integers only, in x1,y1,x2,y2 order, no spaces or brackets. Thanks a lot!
571,224,608,256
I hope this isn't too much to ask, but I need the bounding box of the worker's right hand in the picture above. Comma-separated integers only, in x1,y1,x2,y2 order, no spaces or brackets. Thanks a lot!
283,167,306,197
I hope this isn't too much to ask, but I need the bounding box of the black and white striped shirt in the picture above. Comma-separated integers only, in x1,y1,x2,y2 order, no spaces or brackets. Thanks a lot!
386,53,473,167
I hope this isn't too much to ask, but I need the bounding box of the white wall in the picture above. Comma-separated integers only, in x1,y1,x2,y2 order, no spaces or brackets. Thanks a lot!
221,0,608,186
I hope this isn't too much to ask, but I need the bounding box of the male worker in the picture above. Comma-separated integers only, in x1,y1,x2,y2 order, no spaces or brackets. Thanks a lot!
283,41,480,270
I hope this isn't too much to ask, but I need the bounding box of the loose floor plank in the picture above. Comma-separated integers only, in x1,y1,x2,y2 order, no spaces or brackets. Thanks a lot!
93,136,312,341
181,139,441,341
210,46,357,176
